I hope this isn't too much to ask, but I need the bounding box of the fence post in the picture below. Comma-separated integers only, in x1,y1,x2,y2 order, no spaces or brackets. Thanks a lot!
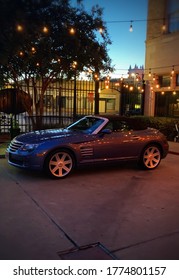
94,79,99,115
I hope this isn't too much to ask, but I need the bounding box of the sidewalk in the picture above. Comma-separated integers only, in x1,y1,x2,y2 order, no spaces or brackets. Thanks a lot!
0,134,10,158
168,141,179,155
0,138,179,159
0,142,9,159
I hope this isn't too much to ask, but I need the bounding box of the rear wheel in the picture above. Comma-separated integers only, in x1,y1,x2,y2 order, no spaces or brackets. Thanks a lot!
139,145,161,170
45,150,74,178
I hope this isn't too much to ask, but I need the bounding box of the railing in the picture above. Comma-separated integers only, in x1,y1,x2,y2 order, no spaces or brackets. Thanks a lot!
0,114,75,139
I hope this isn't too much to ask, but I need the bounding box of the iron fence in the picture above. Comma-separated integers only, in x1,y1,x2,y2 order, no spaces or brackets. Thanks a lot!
0,79,144,138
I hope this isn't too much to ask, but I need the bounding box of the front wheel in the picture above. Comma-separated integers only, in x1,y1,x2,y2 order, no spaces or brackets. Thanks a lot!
139,145,161,170
45,150,74,178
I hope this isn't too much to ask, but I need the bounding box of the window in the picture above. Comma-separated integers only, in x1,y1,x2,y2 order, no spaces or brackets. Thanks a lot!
176,74,179,86
158,75,171,87
168,0,179,32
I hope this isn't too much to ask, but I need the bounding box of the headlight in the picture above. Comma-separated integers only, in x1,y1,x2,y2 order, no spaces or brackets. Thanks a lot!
19,143,39,152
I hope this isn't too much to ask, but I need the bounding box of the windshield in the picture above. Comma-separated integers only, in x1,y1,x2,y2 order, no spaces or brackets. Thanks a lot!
66,116,104,134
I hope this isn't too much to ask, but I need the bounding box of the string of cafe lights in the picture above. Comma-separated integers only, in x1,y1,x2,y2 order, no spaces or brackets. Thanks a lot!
106,18,147,32
112,64,179,78
103,16,179,76
15,17,179,77
105,16,179,32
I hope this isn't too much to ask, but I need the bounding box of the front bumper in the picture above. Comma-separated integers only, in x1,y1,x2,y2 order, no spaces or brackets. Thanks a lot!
6,150,44,170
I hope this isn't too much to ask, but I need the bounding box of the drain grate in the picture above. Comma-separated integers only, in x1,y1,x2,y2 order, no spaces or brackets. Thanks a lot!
57,242,118,260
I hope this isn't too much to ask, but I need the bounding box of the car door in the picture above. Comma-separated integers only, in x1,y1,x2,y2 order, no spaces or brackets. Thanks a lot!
91,120,142,161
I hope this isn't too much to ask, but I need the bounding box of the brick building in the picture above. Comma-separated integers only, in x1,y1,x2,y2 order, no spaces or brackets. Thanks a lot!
144,0,179,117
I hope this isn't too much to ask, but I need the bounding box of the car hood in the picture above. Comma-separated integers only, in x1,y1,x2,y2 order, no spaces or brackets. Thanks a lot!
15,128,83,144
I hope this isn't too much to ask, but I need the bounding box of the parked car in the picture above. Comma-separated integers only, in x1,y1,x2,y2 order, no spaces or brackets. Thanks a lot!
6,115,169,178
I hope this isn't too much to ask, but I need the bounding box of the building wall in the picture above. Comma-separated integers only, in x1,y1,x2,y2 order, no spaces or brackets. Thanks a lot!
144,0,179,116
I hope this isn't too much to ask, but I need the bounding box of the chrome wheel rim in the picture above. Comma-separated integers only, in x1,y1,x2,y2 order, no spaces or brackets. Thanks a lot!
143,146,161,169
49,151,73,177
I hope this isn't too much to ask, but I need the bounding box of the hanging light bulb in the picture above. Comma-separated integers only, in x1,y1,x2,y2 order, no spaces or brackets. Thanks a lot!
171,65,175,75
162,18,166,33
99,27,103,34
42,26,48,33
69,27,75,35
31,47,36,54
129,21,133,32
16,24,23,32
148,68,151,77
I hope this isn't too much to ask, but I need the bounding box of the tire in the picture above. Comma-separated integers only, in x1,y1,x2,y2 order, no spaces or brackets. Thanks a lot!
45,150,74,178
139,144,161,170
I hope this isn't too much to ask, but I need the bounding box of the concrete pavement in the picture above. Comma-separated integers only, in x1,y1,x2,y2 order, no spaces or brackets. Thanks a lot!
1,152,179,260
0,135,179,260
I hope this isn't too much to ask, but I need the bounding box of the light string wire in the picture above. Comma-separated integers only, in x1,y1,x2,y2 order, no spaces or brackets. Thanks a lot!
105,16,179,24
104,16,179,76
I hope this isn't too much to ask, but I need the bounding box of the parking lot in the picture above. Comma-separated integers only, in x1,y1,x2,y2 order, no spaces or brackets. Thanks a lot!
0,151,179,260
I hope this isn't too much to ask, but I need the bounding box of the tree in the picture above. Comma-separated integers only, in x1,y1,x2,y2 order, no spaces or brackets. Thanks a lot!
0,0,113,128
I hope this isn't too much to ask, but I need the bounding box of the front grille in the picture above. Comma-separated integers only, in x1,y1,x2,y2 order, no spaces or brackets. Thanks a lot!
9,140,23,152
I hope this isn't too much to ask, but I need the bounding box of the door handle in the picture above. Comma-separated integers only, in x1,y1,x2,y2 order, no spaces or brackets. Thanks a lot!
131,135,140,140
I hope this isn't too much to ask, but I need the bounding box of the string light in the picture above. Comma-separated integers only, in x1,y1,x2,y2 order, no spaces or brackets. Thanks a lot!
69,27,75,34
106,16,179,25
148,68,151,77
105,75,110,89
42,26,49,33
129,21,133,32
16,24,23,32
72,61,77,68
31,47,36,54
162,18,166,33
94,73,99,80
99,27,103,34
14,18,179,81
106,16,179,35
114,64,179,74
171,65,175,75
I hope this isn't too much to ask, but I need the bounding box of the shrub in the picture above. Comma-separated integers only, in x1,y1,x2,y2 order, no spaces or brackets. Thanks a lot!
131,116,179,141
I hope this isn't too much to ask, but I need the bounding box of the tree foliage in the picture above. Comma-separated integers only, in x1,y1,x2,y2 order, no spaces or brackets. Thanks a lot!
0,0,113,127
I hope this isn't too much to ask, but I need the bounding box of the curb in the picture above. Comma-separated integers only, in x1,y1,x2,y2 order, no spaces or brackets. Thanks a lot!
168,151,179,156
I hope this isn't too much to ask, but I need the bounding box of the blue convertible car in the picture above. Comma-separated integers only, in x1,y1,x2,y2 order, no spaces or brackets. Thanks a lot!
6,115,169,178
